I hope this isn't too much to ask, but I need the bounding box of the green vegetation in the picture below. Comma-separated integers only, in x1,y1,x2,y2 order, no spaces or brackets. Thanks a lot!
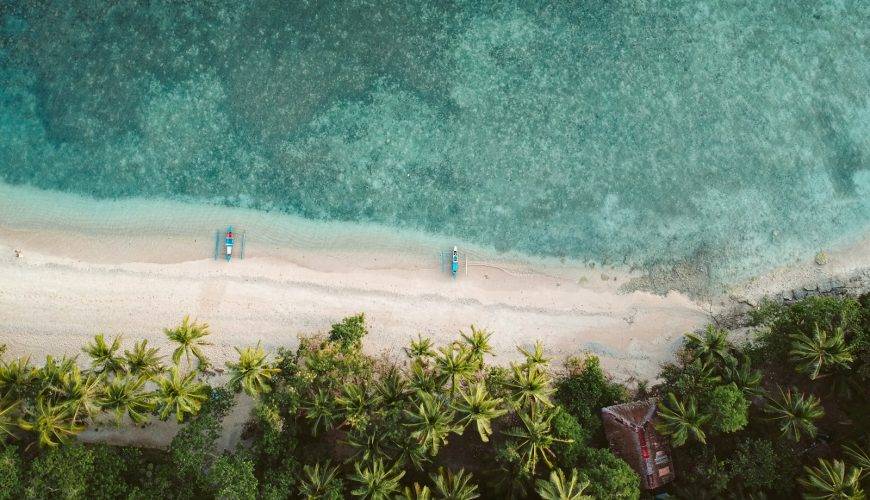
0,293,867,498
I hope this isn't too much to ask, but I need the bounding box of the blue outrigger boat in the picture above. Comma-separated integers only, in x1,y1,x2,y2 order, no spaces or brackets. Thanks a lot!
214,226,246,261
440,246,467,278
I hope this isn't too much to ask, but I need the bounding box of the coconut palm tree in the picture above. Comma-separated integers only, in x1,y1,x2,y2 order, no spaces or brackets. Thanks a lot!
154,367,208,423
655,392,710,446
164,315,212,370
345,427,390,465
123,339,164,378
435,345,475,396
303,388,339,436
798,459,864,500
374,367,410,412
297,461,343,500
843,443,870,476
0,357,36,401
226,342,280,397
52,365,102,423
35,355,77,397
789,325,853,380
82,334,125,375
0,399,19,439
337,383,376,430
405,335,437,361
684,325,734,365
18,398,84,447
348,458,405,499
505,363,554,416
431,467,480,500
764,386,824,442
405,391,461,456
460,326,493,367
100,376,153,425
723,354,764,397
453,382,507,442
518,341,550,369
502,410,566,472
409,360,439,394
399,483,433,500
392,432,430,472
536,469,593,500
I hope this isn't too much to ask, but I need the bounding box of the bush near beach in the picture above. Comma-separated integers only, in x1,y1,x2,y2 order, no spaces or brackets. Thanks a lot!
0,296,867,499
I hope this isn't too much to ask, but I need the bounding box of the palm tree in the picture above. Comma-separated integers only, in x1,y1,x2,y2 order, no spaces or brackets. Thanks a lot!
52,365,102,423
409,360,439,394
764,386,824,442
460,326,493,367
502,410,566,472
18,398,84,447
374,367,410,412
505,363,554,416
348,458,405,499
798,459,864,500
399,483,433,500
655,392,710,446
297,461,343,500
226,342,279,397
435,345,475,396
723,354,764,397
843,443,870,476
453,382,507,442
35,355,77,397
123,339,164,378
337,383,375,430
536,469,593,500
405,335,436,361
789,325,853,380
405,391,461,456
303,388,339,436
164,315,212,370
684,325,734,365
0,400,20,438
100,376,153,425
154,367,208,423
345,427,390,465
82,334,125,375
518,341,550,369
0,357,36,401
431,467,480,500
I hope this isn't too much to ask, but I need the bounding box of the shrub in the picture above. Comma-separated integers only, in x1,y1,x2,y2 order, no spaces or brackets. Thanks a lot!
210,454,258,500
704,383,749,434
555,355,627,442
577,447,640,500
727,438,798,495
328,314,368,352
550,406,590,468
25,444,94,500
0,445,22,500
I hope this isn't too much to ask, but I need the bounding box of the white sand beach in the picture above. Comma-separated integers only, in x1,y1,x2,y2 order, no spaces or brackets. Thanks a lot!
1,183,868,447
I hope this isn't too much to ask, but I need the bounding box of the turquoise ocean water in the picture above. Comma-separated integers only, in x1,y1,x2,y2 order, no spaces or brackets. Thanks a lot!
1,1,868,284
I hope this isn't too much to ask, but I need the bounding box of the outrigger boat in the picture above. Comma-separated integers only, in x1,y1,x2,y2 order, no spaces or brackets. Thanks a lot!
439,246,467,278
214,226,246,261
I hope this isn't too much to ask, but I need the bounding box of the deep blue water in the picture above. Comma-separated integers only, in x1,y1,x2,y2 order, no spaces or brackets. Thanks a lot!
1,1,868,283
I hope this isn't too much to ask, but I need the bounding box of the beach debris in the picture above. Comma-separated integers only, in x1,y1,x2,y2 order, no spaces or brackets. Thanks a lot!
814,251,828,266
13,249,21,258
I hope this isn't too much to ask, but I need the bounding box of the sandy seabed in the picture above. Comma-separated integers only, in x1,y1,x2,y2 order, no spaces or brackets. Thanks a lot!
0,182,867,448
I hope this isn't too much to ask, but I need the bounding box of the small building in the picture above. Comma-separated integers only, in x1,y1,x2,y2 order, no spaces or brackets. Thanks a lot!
601,399,675,490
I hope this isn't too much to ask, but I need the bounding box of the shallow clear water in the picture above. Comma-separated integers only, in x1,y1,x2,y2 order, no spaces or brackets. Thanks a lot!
1,1,868,283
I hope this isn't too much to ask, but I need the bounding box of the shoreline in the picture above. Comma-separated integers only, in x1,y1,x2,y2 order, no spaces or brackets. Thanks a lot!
1,183,868,448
